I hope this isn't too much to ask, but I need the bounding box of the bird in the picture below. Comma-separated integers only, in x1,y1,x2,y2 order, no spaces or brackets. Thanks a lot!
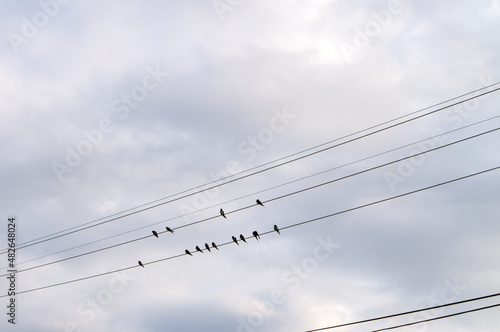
220,208,226,218
152,230,159,238
239,234,247,243
232,236,239,245
212,242,219,250
185,249,193,256
204,243,211,252
253,231,260,241
138,261,144,268
256,199,264,207
166,227,174,234
196,245,203,254
274,225,281,235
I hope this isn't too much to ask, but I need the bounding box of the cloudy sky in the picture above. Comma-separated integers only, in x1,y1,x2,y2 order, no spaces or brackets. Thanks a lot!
1,0,500,331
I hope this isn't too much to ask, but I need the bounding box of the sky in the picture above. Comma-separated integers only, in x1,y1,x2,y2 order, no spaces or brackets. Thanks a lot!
1,0,500,331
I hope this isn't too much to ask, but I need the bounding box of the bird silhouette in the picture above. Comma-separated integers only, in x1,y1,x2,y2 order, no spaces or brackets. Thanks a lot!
232,236,239,245
196,245,204,254
220,208,226,218
166,227,174,234
185,249,193,256
256,199,264,207
138,261,144,268
274,225,281,235
152,230,159,238
212,242,219,250
239,234,247,243
205,243,211,252
253,231,260,241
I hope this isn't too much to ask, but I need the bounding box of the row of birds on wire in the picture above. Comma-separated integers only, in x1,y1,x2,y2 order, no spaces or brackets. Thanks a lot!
137,199,278,268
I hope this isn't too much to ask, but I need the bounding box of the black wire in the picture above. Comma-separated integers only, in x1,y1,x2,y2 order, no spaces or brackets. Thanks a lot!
8,113,499,270
305,293,500,331
3,126,499,278
280,166,500,232
372,303,500,331
4,84,499,253
1,165,498,298
11,84,489,249
266,126,500,204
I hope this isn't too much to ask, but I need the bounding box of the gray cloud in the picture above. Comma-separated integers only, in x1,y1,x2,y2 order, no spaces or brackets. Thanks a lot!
1,1,500,331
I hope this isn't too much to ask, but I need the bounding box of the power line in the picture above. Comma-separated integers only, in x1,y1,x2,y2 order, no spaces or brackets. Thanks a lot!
280,166,500,231
267,126,500,204
4,84,499,254
373,303,500,331
305,292,500,331
1,165,498,298
8,113,499,270
3,125,498,278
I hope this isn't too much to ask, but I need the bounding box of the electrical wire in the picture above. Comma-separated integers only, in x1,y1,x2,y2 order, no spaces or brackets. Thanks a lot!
7,113,499,270
3,125,499,278
3,84,499,254
372,303,500,331
305,292,500,331
279,166,500,231
1,165,498,298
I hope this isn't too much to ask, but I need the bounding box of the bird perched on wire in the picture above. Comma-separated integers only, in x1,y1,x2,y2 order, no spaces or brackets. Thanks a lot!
185,249,193,256
196,245,203,254
204,243,211,252
166,227,174,234
239,234,247,243
274,225,281,235
232,236,239,245
253,231,260,241
256,199,264,207
152,230,159,238
212,242,219,250
138,261,144,268
220,208,226,218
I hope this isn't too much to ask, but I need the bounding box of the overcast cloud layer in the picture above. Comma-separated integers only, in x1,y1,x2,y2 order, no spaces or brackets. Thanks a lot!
1,1,500,331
